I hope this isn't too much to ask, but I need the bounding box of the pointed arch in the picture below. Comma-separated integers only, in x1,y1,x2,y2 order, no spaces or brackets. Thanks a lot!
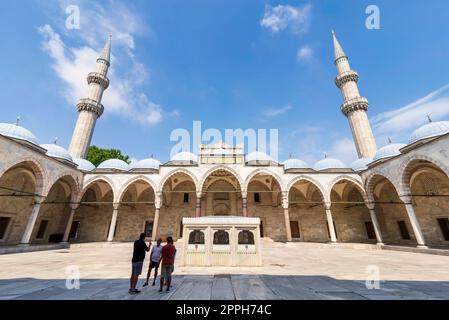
0,157,47,195
365,170,399,203
286,175,327,202
44,171,80,199
117,175,157,203
243,168,284,192
328,175,368,203
80,175,116,203
158,168,199,193
199,166,243,192
398,154,449,194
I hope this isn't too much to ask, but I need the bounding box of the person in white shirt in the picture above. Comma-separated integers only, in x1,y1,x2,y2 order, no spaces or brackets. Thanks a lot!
143,238,163,287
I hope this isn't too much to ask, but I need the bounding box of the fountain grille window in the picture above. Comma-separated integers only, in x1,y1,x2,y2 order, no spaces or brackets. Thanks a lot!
188,230,205,244
238,230,255,245
213,230,229,245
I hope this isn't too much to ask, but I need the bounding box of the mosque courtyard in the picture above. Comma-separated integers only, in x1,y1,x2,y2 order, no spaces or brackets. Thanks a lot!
1,241,449,300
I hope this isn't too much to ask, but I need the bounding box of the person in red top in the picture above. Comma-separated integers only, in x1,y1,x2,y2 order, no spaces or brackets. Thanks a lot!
159,236,176,292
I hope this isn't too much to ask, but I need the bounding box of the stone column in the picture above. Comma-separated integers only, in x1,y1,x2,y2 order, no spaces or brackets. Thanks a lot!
62,203,79,243
231,226,237,267
282,194,292,242
366,203,384,245
19,196,46,246
152,193,162,241
107,204,120,242
324,202,337,243
195,193,202,217
206,192,213,216
400,196,427,248
242,192,248,217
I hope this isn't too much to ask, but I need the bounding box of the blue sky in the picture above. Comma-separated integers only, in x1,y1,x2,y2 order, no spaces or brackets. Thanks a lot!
1,0,449,164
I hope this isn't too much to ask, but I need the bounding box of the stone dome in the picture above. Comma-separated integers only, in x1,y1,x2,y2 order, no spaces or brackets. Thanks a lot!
351,158,373,172
409,121,449,144
97,158,129,171
314,158,347,171
0,123,39,145
40,144,73,162
129,158,161,170
171,152,198,163
373,143,406,161
74,158,96,172
282,158,309,170
246,151,275,163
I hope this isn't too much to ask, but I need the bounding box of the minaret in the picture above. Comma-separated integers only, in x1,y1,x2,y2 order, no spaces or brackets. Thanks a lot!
332,31,377,159
68,34,112,159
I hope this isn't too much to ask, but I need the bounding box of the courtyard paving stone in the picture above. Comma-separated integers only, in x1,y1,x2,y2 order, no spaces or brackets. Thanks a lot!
1,241,449,300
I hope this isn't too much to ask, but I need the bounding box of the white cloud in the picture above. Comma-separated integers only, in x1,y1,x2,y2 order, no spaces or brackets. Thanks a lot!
296,45,313,62
371,83,449,144
37,1,176,126
327,138,358,165
260,3,312,34
263,104,293,117
281,125,357,166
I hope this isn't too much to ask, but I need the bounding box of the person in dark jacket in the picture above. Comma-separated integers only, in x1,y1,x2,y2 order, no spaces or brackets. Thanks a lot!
129,233,151,294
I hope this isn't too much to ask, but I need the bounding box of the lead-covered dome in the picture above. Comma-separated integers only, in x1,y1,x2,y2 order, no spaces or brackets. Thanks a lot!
129,158,162,170
373,143,406,161
351,158,373,172
40,144,73,162
74,158,96,172
314,158,347,171
98,158,129,171
246,151,274,162
282,158,309,170
0,123,39,145
409,121,449,144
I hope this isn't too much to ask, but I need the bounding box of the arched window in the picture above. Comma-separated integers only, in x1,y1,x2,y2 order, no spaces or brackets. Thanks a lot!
188,230,205,245
238,230,255,245
213,230,229,245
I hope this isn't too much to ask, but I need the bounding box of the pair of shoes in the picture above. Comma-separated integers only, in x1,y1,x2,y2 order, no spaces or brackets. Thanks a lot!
143,282,149,287
158,288,163,293
152,282,156,286
129,289,141,294
166,289,170,292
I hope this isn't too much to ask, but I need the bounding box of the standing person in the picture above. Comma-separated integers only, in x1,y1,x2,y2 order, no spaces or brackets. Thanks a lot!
143,238,163,287
159,236,176,293
129,233,151,294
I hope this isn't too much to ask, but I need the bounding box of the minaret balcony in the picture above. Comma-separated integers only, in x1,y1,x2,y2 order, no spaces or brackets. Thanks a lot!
341,97,369,116
76,98,104,117
335,71,359,89
87,72,110,90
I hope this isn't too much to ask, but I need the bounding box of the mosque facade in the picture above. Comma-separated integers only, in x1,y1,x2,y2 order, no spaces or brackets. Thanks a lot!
1,33,449,250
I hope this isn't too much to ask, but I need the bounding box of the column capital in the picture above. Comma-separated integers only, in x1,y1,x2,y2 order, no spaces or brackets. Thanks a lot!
282,198,289,209
241,191,248,198
324,202,332,210
365,202,375,210
196,192,203,199
34,195,46,205
113,203,120,210
70,203,80,211
399,195,413,205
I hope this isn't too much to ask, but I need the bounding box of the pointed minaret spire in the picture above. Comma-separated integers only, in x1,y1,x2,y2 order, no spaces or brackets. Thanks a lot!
68,34,112,159
332,30,347,62
332,30,377,159
98,33,112,66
